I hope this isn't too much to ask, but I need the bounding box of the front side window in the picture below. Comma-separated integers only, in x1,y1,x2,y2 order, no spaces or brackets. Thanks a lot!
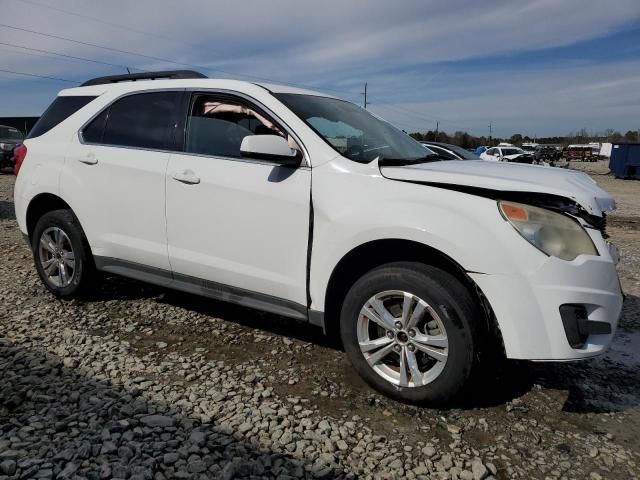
185,94,285,158
28,96,96,139
275,93,430,164
83,91,181,150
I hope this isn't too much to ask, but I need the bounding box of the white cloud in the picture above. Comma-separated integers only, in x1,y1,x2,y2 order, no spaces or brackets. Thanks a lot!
0,0,639,133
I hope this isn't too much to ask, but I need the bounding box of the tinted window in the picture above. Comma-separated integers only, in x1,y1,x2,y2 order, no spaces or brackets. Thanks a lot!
185,94,285,158
440,144,478,159
28,96,96,139
82,109,108,144
0,126,24,142
101,92,181,150
426,145,457,160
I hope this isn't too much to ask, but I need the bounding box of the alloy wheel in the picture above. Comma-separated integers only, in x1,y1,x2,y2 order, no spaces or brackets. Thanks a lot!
38,227,76,288
357,290,449,387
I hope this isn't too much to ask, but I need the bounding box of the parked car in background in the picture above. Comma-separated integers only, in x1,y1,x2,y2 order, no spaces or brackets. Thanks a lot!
563,145,597,162
474,146,488,156
534,145,561,163
521,143,539,154
480,146,534,163
420,141,481,160
14,70,622,405
0,125,24,172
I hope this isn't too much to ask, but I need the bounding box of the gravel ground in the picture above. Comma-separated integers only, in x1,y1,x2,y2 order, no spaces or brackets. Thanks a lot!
0,164,639,480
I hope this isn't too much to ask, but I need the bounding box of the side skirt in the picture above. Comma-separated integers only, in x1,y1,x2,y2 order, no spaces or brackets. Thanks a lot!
94,256,310,322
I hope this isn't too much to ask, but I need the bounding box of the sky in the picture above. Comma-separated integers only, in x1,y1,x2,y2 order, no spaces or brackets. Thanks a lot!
1,0,640,137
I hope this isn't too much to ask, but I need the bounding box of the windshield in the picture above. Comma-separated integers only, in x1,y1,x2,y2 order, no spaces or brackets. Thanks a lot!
275,93,432,163
0,126,24,142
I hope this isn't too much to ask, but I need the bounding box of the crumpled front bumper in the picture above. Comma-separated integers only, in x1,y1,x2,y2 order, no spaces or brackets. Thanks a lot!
469,238,623,361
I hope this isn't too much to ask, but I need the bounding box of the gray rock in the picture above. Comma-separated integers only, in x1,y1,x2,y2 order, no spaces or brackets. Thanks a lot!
140,415,175,428
472,459,489,480
0,460,17,476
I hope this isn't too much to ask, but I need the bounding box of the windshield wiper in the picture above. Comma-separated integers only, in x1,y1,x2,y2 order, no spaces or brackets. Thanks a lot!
378,154,448,167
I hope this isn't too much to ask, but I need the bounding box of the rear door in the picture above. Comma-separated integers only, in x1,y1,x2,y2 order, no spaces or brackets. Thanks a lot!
62,90,183,275
165,92,311,309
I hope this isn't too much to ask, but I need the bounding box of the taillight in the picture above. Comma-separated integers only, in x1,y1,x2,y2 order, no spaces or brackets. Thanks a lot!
13,144,27,176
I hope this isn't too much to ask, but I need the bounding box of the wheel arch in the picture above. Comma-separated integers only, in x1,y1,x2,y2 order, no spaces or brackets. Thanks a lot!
322,238,504,354
26,193,73,240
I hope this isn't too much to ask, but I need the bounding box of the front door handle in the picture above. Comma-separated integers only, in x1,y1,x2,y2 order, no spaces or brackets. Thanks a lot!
172,170,200,185
78,153,98,165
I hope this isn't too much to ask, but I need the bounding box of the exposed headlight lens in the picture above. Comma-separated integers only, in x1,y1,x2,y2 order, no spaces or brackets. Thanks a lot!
498,201,598,261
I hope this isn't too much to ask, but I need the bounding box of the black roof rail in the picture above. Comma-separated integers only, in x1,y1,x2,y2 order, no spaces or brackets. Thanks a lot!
80,70,207,87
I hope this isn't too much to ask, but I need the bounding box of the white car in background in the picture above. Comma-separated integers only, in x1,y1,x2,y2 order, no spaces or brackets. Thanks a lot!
481,146,534,164
13,70,622,405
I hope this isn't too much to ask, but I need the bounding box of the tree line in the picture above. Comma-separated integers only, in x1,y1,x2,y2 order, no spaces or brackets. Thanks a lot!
409,129,639,149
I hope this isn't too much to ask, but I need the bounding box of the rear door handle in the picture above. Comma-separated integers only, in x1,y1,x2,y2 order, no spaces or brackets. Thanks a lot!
78,153,98,165
172,170,200,185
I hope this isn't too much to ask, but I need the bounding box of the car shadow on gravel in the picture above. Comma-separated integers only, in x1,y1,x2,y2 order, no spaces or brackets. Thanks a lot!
88,274,336,349
0,338,334,479
0,200,15,220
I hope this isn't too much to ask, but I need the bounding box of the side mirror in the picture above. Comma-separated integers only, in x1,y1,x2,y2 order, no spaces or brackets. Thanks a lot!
240,135,301,167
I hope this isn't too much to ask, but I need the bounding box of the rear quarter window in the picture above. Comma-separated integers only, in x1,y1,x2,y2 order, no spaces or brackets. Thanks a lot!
27,96,97,139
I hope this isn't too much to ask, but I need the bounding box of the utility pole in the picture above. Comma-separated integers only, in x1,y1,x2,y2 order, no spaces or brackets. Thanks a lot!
435,121,439,141
488,122,493,146
361,82,368,109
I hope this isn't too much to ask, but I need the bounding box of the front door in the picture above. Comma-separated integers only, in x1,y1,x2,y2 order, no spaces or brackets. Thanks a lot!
165,93,311,308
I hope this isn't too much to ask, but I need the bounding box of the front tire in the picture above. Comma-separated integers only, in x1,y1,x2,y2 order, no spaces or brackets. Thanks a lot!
340,262,480,405
32,209,96,298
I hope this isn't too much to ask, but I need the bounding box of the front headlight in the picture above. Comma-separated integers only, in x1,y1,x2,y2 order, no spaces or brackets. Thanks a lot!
498,201,598,261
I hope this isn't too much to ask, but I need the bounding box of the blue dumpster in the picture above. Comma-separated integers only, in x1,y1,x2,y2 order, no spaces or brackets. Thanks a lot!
609,142,640,179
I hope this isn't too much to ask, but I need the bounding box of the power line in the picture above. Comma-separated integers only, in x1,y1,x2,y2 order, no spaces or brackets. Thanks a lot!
0,22,362,98
370,97,475,130
0,22,200,69
0,40,136,71
12,0,194,47
0,68,79,83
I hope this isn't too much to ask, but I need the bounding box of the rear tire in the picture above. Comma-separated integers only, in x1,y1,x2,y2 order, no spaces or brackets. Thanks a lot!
340,262,480,405
32,209,96,298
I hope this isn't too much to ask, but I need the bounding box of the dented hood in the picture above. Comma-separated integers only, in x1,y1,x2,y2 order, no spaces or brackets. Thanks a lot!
380,159,616,216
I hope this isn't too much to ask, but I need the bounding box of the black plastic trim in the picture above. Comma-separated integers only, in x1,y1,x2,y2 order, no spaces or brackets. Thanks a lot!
308,310,325,331
560,304,612,349
81,70,206,87
94,256,309,321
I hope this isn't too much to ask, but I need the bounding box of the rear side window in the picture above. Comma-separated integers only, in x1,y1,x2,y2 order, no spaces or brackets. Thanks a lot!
84,91,181,150
28,96,96,139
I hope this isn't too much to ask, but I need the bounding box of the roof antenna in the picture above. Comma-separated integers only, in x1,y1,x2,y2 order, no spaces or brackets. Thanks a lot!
126,67,131,74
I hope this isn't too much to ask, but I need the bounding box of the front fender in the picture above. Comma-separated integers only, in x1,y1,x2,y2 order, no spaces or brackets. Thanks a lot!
309,158,547,312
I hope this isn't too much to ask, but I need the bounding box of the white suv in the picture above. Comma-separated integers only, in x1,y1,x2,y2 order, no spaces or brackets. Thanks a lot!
14,70,623,404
